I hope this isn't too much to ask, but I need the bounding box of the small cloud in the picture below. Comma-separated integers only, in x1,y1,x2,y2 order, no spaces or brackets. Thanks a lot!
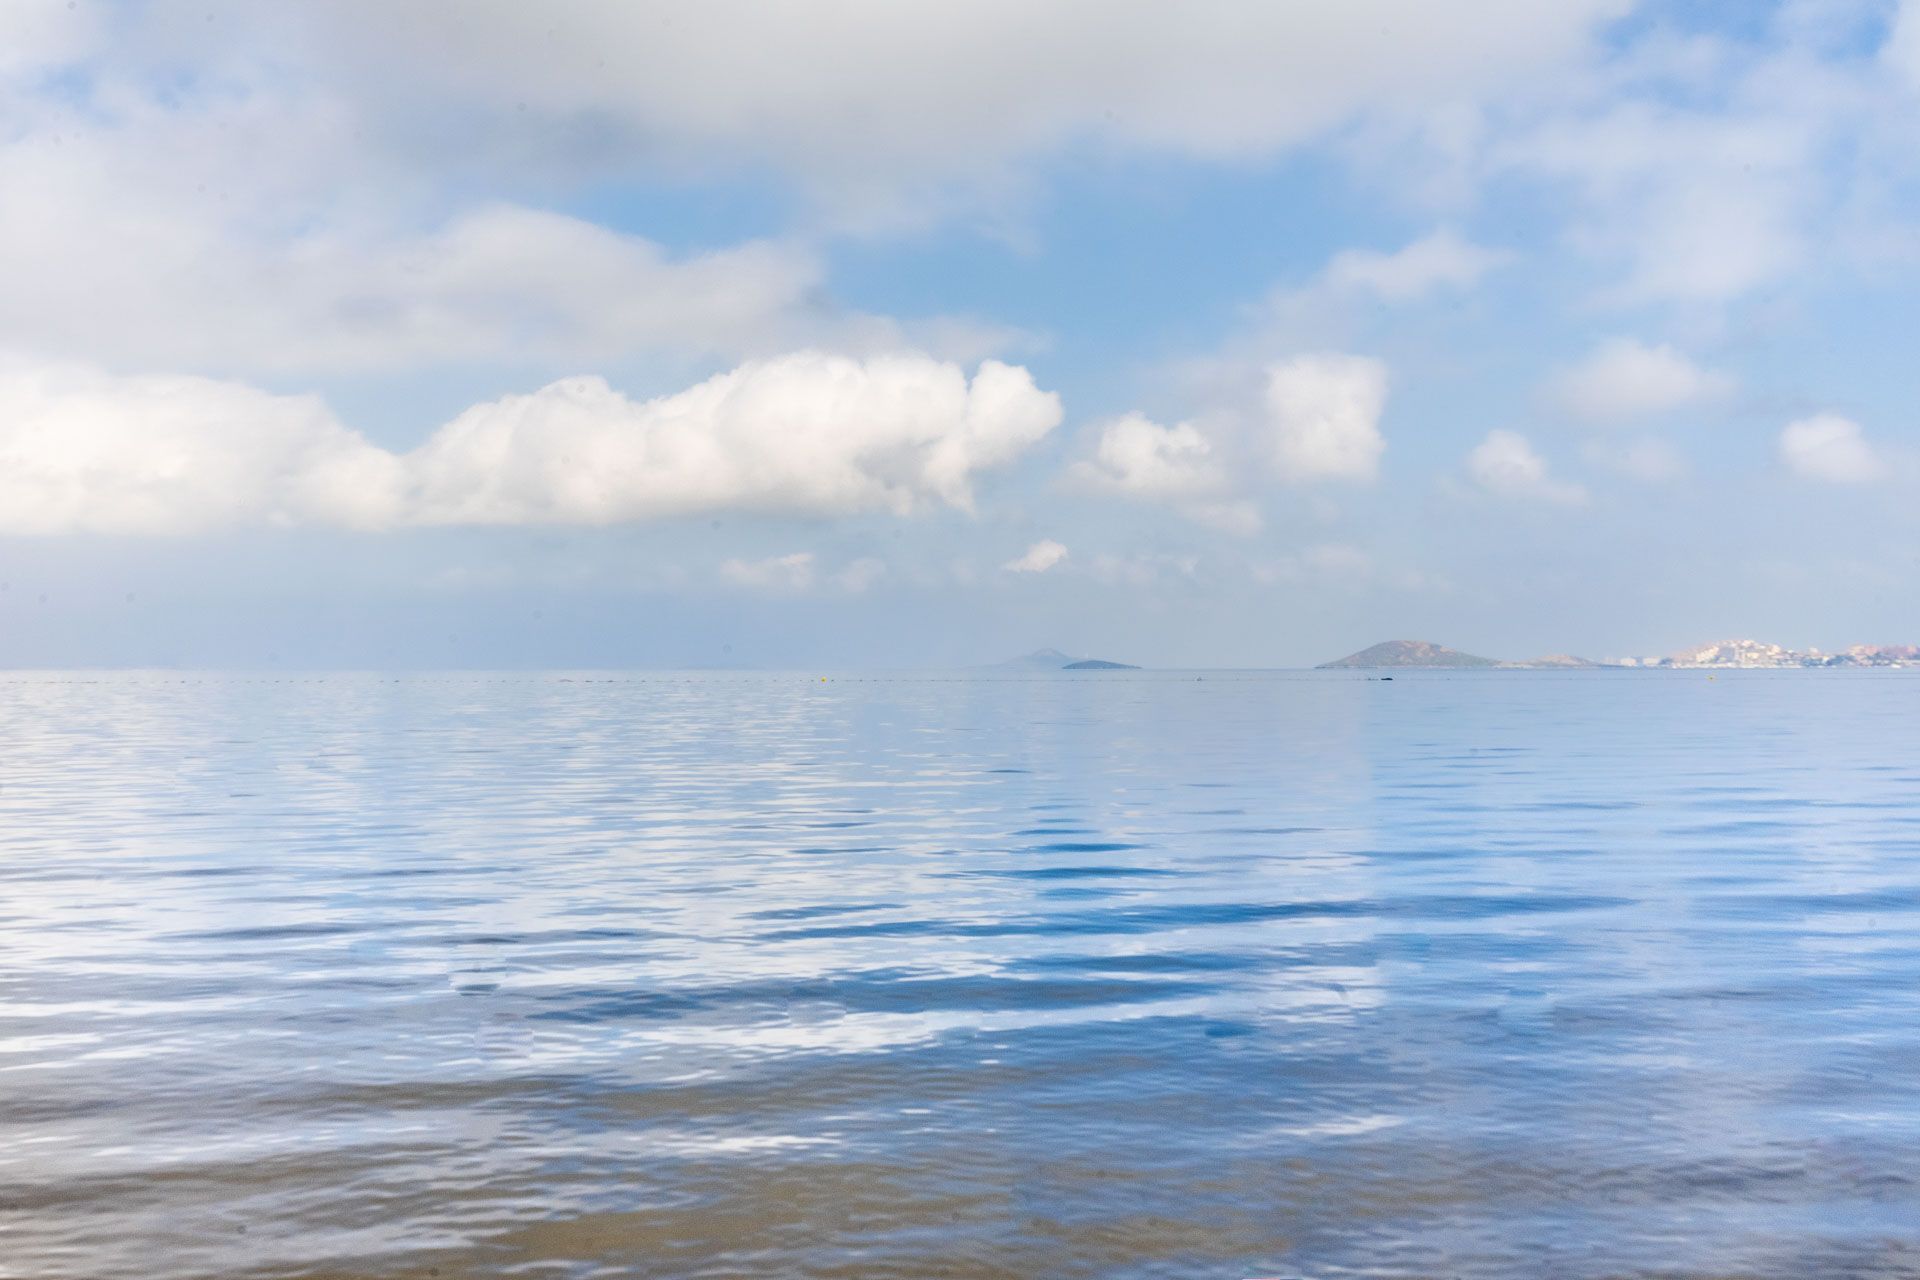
1779,413,1881,484
1003,539,1069,574
1266,354,1388,483
1073,414,1221,499
1257,230,1508,340
1318,229,1509,303
720,551,815,591
1069,412,1261,534
1547,337,1733,423
1466,429,1587,504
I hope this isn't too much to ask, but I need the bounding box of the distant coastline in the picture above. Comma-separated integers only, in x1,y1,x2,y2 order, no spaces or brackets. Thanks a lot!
1319,638,1920,670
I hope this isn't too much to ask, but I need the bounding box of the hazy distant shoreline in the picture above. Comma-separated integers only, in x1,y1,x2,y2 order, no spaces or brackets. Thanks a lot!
1317,638,1920,671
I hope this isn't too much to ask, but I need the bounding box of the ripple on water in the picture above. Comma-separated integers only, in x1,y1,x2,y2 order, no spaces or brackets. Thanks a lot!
3,669,1920,1278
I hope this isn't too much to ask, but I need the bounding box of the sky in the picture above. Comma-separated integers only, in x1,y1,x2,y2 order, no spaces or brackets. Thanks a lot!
3,0,1920,668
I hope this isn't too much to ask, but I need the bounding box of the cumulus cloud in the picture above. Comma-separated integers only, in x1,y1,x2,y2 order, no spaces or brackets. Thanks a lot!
0,353,1062,535
1003,539,1069,574
1547,338,1734,422
1266,355,1388,482
408,353,1061,524
1070,413,1259,533
1074,414,1223,500
0,361,404,536
1073,353,1386,527
1467,429,1588,504
1779,413,1882,484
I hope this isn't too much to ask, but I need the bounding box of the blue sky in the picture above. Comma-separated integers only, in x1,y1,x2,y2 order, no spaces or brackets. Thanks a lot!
3,0,1919,667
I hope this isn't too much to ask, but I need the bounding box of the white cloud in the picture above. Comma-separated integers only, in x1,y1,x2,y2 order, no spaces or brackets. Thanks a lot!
1488,48,1840,305
0,86,1015,375
1070,413,1259,533
0,352,1062,535
1779,413,1881,483
248,2,1626,221
1467,429,1588,504
1318,229,1509,303
1547,338,1734,422
721,552,816,592
0,117,900,373
408,353,1060,525
1073,352,1386,527
1266,355,1388,483
1074,413,1224,500
1252,230,1507,348
0,360,405,536
1003,539,1069,574
1883,0,1920,88
0,0,97,82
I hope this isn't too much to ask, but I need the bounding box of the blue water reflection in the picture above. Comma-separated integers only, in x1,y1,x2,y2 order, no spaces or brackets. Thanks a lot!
2,670,1918,1277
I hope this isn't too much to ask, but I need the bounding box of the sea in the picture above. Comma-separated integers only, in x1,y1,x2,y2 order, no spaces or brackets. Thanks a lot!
3,669,1919,1279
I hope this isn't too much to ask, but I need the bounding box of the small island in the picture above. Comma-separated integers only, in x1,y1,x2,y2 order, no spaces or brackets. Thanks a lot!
1318,640,1502,669
997,649,1139,670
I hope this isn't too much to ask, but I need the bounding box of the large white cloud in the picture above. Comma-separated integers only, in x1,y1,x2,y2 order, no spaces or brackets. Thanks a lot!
409,353,1060,524
1779,413,1882,484
0,110,899,374
0,353,1061,535
1266,355,1388,483
0,361,404,536
248,2,1626,217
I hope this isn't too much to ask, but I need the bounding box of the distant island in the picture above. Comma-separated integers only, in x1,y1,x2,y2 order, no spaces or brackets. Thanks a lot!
997,649,1140,671
1319,640,1503,669
1320,638,1920,670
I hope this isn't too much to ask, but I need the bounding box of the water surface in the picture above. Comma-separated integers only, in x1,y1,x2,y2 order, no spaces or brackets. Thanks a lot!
3,670,1919,1278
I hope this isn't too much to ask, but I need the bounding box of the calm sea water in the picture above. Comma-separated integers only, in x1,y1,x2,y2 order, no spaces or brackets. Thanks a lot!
3,670,1920,1279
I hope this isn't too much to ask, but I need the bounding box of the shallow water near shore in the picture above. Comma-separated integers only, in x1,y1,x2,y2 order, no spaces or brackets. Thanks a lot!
3,669,1919,1278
